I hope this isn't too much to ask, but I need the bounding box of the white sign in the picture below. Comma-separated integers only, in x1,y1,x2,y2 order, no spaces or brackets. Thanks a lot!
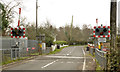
98,38,106,42
42,43,46,50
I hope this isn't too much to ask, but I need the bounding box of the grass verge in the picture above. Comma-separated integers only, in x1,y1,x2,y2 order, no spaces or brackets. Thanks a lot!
95,59,102,70
84,46,102,70
1,46,68,65
2,56,30,65
70,44,87,47
2,52,41,65
88,54,102,70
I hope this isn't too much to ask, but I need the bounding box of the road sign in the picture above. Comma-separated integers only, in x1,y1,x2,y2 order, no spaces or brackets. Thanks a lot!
98,38,106,42
39,43,42,48
93,26,110,38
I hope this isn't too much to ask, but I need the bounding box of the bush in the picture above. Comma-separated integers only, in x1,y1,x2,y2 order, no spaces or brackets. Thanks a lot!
53,41,68,45
45,36,54,47
68,41,87,45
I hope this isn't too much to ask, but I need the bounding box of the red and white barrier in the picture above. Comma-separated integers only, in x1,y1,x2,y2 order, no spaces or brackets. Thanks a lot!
18,8,21,27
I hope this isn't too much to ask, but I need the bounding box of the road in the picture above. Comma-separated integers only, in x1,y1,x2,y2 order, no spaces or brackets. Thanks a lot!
4,46,95,71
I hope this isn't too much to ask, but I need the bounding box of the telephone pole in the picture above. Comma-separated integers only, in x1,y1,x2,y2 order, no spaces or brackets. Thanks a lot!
36,0,38,35
70,15,73,44
108,0,119,71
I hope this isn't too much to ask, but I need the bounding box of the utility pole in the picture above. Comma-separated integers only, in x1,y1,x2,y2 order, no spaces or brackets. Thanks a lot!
36,0,38,35
108,0,119,71
70,15,73,44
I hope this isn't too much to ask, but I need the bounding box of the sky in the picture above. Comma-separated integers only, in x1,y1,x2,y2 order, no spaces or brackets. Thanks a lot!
2,0,120,28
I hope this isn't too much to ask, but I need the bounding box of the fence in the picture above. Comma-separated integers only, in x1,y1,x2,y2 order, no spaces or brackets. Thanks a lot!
1,48,52,64
90,48,94,56
95,48,107,69
1,38,68,64
1,39,52,64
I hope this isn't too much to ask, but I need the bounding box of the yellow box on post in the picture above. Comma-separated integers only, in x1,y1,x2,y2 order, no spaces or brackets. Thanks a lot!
39,43,42,48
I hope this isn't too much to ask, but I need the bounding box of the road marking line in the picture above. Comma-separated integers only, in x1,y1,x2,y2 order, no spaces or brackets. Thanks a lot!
77,62,80,63
41,59,58,69
67,62,73,63
89,62,92,63
82,48,86,70
82,48,85,55
92,57,95,62
45,56,85,59
61,62,64,63
29,60,35,62
66,54,69,55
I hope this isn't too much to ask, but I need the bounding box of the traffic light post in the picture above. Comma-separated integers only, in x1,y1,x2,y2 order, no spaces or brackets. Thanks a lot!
11,8,26,39
10,8,26,59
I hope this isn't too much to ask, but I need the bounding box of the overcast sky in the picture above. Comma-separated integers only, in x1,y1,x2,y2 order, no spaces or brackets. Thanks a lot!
2,0,120,28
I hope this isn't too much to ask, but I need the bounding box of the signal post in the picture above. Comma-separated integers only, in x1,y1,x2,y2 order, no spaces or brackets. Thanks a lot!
10,8,26,59
93,25,110,70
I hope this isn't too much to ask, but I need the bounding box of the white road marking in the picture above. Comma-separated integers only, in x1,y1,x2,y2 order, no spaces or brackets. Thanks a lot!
77,62,81,63
0,66,2,71
82,48,86,70
55,54,67,56
29,60,35,62
82,48,85,55
61,62,64,63
41,59,58,69
92,57,95,62
89,62,92,63
45,56,85,59
66,54,69,55
67,62,73,63
68,46,75,55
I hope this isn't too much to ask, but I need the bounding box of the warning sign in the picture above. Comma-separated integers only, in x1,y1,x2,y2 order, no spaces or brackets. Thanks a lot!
98,38,106,42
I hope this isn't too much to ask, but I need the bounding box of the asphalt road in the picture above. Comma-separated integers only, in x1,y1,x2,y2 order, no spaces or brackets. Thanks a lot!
5,46,95,70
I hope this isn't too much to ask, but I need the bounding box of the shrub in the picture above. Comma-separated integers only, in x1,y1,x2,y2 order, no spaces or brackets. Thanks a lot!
53,41,68,45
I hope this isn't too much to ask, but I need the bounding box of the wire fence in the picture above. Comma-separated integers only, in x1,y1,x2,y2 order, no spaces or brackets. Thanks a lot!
1,47,52,64
1,39,52,64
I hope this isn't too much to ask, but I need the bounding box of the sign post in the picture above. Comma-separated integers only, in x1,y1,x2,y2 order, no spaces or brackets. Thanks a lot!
36,34,45,55
98,38,106,43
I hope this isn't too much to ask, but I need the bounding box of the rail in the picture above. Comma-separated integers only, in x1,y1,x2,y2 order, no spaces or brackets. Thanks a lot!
95,48,107,69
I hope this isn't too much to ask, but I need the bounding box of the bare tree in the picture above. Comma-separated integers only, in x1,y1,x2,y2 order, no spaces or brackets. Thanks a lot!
0,0,22,36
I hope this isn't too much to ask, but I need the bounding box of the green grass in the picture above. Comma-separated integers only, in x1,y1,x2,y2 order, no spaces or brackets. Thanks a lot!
89,53,102,70
47,46,68,55
88,52,102,70
84,45,88,47
70,44,87,47
70,45,82,46
1,46,68,65
89,53,95,58
1,52,41,65
2,56,30,65
95,59,102,70
30,53,39,55
84,45,102,71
